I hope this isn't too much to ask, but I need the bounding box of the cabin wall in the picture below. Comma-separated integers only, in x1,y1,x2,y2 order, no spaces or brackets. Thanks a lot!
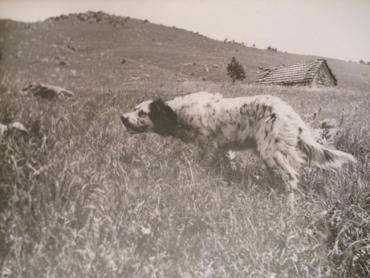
312,66,336,87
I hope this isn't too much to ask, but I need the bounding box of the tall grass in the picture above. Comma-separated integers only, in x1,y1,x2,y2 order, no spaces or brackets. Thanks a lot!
1,78,369,277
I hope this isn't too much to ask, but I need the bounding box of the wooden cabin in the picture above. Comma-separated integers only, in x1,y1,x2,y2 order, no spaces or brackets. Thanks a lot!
255,59,337,87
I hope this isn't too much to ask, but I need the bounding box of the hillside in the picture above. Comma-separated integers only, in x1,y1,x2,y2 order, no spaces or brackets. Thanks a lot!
1,11,370,92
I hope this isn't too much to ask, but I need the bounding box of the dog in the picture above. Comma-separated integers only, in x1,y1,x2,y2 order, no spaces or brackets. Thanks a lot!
121,92,356,192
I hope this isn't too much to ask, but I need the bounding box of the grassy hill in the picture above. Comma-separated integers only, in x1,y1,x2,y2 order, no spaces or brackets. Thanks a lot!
1,11,370,92
0,11,369,277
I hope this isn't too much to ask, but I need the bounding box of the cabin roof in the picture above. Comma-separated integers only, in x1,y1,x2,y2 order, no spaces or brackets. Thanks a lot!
255,59,337,86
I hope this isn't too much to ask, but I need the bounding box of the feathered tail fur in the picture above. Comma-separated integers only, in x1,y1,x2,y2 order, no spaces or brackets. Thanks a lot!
298,129,356,169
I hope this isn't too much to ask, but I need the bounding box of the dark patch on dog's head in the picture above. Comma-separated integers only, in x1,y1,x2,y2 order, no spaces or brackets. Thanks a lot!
149,98,178,136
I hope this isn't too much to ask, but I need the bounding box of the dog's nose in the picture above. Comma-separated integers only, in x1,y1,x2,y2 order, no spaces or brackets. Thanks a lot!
120,115,129,127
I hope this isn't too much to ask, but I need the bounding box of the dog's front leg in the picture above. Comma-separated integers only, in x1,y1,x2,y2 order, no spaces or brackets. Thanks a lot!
200,141,219,167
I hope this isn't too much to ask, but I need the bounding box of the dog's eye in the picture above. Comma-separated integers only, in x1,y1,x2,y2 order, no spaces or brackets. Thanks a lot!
138,111,146,117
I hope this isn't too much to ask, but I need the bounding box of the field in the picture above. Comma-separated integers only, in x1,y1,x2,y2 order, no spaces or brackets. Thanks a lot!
1,12,370,277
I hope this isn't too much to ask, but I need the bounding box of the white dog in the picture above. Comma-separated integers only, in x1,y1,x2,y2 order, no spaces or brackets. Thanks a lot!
121,92,356,192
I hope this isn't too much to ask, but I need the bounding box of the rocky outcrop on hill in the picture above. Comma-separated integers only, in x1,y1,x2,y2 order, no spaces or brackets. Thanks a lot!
0,122,28,136
47,11,131,27
20,83,75,99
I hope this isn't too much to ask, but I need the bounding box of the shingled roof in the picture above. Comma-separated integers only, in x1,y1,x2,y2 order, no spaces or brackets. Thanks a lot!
255,59,337,86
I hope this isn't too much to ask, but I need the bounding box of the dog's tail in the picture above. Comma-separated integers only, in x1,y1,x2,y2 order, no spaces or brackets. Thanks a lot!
298,129,356,169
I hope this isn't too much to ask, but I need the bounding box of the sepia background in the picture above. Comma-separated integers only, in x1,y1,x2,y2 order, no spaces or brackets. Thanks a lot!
1,1,369,277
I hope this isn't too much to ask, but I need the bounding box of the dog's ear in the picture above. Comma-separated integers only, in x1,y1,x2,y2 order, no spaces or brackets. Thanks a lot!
149,99,177,136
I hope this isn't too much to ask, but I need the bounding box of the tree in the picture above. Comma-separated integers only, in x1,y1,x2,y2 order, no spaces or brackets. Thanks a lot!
227,57,246,84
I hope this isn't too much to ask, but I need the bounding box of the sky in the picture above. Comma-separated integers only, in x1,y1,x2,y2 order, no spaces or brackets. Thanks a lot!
1,0,369,62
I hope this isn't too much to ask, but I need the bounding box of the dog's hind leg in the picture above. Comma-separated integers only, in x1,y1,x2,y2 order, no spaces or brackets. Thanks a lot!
259,149,299,192
260,148,301,208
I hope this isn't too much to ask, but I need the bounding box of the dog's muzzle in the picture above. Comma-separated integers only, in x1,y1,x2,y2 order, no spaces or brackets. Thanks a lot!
120,115,148,134
120,115,131,128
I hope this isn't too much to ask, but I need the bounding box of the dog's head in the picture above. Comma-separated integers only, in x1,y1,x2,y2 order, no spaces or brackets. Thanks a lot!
121,98,178,136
